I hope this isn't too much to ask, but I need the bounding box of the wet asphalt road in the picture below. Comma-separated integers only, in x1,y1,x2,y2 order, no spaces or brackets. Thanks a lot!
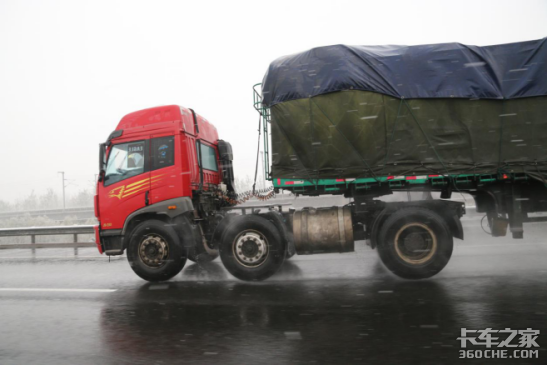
0,218,546,364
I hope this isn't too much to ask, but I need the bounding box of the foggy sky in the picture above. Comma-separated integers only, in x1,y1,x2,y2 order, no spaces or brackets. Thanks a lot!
0,0,546,203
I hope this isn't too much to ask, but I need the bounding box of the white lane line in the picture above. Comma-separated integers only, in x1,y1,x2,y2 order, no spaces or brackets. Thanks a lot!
0,288,117,293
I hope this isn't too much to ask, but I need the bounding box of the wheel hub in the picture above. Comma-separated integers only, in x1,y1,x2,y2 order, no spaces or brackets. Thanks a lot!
233,231,269,267
138,234,169,268
241,240,259,257
394,223,437,265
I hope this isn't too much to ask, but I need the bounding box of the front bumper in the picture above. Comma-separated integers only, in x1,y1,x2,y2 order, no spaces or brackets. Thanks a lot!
94,225,103,254
99,229,124,256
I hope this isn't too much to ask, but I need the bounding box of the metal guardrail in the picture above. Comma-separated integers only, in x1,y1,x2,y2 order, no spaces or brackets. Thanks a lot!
0,207,95,220
0,225,95,254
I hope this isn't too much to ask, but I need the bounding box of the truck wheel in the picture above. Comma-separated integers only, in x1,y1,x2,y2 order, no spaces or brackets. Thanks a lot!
219,215,285,281
127,220,187,282
376,207,453,279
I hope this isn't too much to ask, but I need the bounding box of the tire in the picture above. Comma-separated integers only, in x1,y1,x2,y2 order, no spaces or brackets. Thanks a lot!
376,207,453,279
127,220,187,282
219,215,285,281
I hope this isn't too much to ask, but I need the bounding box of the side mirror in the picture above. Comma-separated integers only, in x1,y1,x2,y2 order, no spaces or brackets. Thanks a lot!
98,143,106,182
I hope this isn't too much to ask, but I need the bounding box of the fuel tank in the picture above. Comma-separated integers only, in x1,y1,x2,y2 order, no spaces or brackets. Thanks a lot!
292,207,354,254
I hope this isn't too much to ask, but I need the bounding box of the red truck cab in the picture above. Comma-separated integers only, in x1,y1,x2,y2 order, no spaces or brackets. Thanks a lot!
94,105,228,255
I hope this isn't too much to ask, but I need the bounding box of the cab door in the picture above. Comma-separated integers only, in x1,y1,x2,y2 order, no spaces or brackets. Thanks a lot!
149,134,180,204
196,140,221,187
98,139,151,230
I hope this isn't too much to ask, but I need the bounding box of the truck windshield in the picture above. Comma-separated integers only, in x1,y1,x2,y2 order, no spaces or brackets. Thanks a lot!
104,141,146,186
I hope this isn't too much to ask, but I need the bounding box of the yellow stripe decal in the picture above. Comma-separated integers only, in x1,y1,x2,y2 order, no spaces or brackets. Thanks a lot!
126,178,150,189
122,187,148,198
108,175,167,200
122,181,149,194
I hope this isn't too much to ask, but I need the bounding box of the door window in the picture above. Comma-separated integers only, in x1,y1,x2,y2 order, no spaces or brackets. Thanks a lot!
196,141,218,172
151,136,175,170
104,141,147,186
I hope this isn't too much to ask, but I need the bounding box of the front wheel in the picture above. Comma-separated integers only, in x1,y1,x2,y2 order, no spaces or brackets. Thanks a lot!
376,207,453,279
219,215,285,281
127,220,187,282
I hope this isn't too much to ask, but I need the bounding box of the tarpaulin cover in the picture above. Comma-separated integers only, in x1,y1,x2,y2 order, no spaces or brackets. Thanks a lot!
262,39,547,107
263,40,547,181
270,92,546,179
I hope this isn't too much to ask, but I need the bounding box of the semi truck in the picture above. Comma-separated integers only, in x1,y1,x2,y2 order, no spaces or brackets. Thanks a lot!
94,39,547,282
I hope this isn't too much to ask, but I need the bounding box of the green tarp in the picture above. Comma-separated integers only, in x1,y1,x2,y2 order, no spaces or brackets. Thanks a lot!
270,91,547,180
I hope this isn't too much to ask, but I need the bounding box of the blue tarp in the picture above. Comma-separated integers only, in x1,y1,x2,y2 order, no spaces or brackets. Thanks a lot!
262,38,547,107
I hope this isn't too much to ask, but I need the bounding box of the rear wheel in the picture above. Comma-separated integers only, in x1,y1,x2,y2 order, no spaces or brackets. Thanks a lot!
376,207,453,279
219,215,285,281
127,220,186,282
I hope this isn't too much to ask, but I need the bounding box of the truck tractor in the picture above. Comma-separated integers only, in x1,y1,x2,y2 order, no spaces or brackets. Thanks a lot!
94,39,547,282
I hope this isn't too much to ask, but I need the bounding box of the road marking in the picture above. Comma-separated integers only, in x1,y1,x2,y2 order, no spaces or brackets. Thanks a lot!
0,288,117,293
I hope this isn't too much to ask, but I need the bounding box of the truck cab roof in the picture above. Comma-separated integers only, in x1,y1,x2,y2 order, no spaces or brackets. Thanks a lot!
110,105,219,144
